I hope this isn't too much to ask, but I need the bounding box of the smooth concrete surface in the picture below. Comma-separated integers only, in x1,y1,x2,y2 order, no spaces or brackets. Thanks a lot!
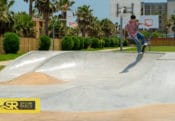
0,51,65,82
0,51,175,112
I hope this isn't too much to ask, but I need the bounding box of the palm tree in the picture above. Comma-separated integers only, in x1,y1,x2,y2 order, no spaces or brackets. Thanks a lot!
0,0,14,22
24,0,34,16
56,0,75,33
13,12,34,37
0,0,14,35
76,5,93,37
48,16,64,38
100,18,116,37
35,0,56,35
87,16,102,37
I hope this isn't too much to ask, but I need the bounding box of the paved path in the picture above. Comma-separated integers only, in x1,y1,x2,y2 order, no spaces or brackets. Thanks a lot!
99,47,134,52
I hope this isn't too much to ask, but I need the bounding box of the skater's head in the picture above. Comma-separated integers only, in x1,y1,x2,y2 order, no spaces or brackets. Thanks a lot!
130,15,136,20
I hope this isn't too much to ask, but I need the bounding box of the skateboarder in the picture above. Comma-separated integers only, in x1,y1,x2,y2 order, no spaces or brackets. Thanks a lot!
125,15,150,54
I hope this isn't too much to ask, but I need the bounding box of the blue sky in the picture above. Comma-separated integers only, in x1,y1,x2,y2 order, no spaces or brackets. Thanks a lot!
11,0,167,20
11,0,109,20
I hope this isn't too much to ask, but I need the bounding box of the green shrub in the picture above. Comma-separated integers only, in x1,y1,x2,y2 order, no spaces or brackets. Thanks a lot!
62,36,74,50
39,35,51,50
72,36,80,50
152,31,163,38
141,30,149,39
110,38,119,47
99,39,105,48
3,32,20,54
79,37,85,49
116,38,120,47
104,38,111,47
84,37,92,49
91,38,100,48
123,39,129,46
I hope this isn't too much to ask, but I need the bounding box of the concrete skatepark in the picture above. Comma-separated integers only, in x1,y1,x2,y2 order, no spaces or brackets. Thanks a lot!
0,51,175,121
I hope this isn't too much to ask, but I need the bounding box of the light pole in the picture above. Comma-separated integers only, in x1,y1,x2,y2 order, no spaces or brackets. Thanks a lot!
52,7,55,51
116,3,134,51
52,20,55,50
119,7,127,51
119,12,124,51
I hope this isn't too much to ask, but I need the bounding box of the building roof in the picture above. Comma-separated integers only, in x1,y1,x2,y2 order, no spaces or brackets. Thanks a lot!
142,0,167,2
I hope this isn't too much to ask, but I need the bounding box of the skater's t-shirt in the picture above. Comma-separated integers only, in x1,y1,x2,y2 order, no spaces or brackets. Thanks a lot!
125,20,139,38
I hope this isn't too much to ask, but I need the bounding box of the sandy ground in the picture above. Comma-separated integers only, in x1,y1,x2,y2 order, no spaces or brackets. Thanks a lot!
0,104,175,121
0,72,65,85
0,60,12,66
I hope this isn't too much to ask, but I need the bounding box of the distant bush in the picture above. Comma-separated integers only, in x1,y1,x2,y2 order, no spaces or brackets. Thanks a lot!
3,32,20,54
72,36,80,50
91,38,99,48
38,35,51,50
152,31,164,38
61,36,124,50
141,30,149,39
79,37,85,49
123,39,129,46
84,37,92,49
104,38,111,47
141,30,163,39
110,38,119,47
99,39,105,48
62,36,74,50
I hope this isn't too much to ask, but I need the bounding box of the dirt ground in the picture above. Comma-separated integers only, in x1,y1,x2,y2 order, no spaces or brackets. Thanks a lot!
0,72,65,85
0,104,175,121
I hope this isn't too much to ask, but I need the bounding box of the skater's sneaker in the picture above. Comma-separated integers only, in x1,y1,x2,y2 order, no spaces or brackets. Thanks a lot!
143,42,148,46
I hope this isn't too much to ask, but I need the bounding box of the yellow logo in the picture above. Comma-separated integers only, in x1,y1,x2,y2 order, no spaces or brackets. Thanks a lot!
0,98,40,113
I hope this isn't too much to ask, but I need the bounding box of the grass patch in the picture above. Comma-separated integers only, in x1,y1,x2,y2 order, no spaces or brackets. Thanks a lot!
124,46,175,52
148,46,175,52
0,65,5,70
82,47,119,51
0,53,24,61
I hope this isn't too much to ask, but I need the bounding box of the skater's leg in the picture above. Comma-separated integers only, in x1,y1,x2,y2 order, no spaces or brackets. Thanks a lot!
133,36,142,53
137,32,147,45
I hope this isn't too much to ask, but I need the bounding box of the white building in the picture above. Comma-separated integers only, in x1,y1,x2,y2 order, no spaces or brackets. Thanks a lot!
167,0,175,18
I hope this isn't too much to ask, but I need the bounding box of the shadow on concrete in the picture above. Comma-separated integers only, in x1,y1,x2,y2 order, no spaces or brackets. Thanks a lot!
120,54,143,73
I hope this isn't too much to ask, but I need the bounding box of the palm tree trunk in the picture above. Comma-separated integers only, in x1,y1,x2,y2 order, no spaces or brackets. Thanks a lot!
29,0,33,16
43,12,49,35
81,28,86,37
43,0,50,35
0,22,2,36
63,11,67,27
